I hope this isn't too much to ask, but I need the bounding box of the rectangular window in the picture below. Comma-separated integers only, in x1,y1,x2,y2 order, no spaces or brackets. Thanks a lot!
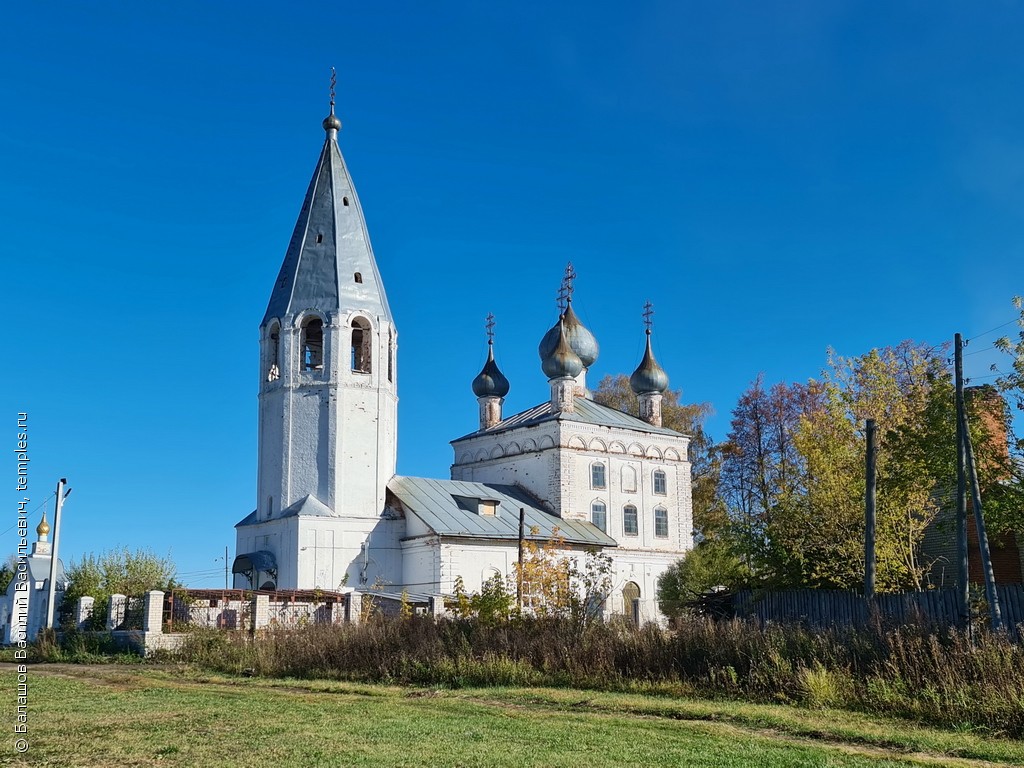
653,470,667,495
654,507,669,538
591,502,607,533
591,463,606,490
623,505,638,536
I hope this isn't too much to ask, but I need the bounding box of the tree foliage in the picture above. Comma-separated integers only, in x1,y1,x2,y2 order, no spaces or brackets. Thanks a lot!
719,341,970,592
62,547,177,629
656,539,748,618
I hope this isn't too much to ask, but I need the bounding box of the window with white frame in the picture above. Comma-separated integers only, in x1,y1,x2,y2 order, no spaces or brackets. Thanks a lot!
653,469,667,495
591,462,606,490
623,505,638,536
654,506,669,538
591,501,607,532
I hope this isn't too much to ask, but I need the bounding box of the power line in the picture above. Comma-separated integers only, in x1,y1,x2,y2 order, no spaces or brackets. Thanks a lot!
967,316,1020,343
0,492,57,539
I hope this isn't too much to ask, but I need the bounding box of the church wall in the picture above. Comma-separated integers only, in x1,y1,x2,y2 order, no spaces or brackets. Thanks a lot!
450,423,562,511
401,536,442,594
450,418,694,561
605,549,682,626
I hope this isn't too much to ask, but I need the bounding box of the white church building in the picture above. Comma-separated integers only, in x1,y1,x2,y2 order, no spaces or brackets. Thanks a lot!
233,92,694,622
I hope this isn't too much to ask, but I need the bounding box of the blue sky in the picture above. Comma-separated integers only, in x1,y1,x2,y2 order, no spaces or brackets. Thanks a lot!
2,2,1022,587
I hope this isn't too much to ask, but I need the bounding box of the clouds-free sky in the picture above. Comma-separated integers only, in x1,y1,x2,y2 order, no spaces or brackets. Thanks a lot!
2,2,1021,586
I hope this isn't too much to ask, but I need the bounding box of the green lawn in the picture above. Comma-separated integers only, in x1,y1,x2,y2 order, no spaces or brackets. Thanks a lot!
3,665,1021,767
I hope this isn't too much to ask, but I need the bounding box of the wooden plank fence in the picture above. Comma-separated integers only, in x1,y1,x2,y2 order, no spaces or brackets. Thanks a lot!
735,585,1024,638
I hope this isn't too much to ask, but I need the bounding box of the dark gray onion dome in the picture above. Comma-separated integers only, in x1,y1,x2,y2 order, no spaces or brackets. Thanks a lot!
537,299,599,368
472,345,510,398
323,111,342,132
541,320,584,380
630,333,669,394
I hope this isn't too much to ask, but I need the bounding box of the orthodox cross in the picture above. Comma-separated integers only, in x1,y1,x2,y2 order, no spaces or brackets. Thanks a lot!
329,67,337,110
557,262,577,311
485,312,496,345
643,301,655,334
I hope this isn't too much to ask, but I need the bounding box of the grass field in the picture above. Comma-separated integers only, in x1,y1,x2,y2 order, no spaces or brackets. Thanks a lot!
4,665,1023,767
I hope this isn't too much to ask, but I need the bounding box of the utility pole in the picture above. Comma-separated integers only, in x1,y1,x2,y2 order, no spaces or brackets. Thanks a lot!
517,507,525,611
224,545,229,590
864,419,877,599
959,400,1004,632
953,334,970,626
45,478,70,630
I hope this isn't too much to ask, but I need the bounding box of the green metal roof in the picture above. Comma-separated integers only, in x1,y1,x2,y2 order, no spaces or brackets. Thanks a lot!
388,476,615,547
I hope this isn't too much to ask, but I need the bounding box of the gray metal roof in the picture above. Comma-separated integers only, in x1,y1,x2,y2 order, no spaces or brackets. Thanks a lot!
453,396,683,442
387,476,615,547
263,130,392,326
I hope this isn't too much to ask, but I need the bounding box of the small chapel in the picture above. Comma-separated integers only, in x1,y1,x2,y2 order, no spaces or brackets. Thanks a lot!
232,86,694,622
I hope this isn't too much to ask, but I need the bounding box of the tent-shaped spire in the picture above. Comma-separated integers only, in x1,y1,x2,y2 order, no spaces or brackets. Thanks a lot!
263,96,392,326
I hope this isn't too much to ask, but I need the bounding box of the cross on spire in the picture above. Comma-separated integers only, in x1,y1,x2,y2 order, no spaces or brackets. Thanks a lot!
557,262,577,311
329,67,337,113
485,312,496,345
642,301,654,334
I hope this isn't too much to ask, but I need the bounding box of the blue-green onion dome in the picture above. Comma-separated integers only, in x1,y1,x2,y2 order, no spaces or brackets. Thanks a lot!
472,344,510,398
541,319,584,380
538,299,599,369
630,333,669,394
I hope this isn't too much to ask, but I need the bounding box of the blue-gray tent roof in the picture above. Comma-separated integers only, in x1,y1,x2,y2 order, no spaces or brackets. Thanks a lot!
262,128,392,326
388,476,615,547
452,396,683,442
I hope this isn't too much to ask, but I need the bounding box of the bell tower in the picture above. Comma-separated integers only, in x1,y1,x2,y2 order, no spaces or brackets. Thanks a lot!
256,76,398,524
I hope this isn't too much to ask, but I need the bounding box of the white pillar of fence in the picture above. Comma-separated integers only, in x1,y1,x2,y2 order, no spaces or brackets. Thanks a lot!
345,591,362,625
430,595,446,618
75,596,94,629
143,590,164,633
107,594,127,630
252,594,270,631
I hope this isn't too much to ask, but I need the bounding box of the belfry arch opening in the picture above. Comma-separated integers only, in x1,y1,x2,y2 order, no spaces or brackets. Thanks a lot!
301,316,324,371
267,322,281,382
351,317,372,374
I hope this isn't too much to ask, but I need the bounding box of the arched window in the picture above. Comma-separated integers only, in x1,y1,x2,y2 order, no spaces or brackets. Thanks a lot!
266,322,281,382
621,465,637,493
654,506,669,538
300,317,324,371
623,505,638,536
354,272,363,283
653,469,667,495
591,501,607,533
351,317,372,373
590,462,606,490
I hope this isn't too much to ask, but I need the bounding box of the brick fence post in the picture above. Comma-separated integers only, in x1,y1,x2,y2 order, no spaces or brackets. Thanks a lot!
143,590,164,633
75,596,94,629
107,594,126,630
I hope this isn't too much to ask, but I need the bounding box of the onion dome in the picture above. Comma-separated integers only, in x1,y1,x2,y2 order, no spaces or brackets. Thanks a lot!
36,511,50,539
323,111,342,132
538,298,599,368
472,343,510,398
541,319,584,380
630,331,669,394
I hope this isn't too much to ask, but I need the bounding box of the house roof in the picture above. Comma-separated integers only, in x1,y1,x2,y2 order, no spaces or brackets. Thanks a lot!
452,396,683,442
387,476,615,547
